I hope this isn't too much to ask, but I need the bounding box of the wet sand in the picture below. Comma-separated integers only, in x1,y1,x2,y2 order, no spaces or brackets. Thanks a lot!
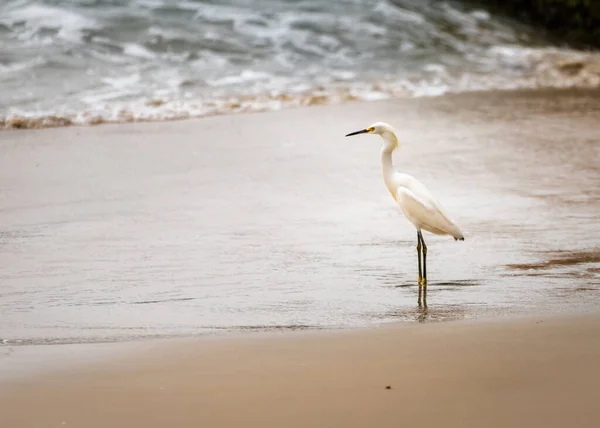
1,89,600,344
1,314,600,427
0,88,599,426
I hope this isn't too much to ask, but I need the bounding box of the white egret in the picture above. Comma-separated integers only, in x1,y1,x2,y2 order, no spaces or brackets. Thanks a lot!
346,122,464,305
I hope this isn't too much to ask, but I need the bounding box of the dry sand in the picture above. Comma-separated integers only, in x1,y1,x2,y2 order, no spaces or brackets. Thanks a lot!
1,314,600,428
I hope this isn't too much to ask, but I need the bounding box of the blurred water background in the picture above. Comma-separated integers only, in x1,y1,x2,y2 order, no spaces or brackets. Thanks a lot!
1,0,599,128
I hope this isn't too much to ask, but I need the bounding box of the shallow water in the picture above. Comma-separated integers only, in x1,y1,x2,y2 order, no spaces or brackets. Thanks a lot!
1,0,600,128
0,90,599,344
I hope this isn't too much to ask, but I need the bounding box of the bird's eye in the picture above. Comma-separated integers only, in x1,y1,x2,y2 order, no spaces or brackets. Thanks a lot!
367,127,375,132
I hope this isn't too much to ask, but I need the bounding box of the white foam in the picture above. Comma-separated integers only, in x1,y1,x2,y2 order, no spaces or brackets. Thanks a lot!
471,10,491,21
373,2,426,24
193,3,262,25
176,1,205,12
208,70,273,87
135,0,166,9
424,64,447,74
331,71,357,81
123,43,157,60
79,89,136,105
1,4,98,42
102,74,142,90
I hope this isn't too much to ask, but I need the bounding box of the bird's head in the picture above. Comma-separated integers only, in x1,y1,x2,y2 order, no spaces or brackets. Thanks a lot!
345,122,398,147
345,121,396,137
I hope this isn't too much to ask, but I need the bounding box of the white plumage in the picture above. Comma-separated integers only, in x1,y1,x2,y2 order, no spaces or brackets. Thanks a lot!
394,174,464,239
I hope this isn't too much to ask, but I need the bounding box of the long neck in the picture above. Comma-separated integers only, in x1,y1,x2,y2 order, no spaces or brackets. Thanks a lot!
380,132,399,198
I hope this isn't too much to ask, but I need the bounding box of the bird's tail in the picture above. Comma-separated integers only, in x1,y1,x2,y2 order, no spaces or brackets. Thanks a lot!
450,224,465,241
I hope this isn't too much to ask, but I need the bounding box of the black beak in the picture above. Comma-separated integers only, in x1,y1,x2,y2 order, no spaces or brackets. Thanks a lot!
345,129,369,137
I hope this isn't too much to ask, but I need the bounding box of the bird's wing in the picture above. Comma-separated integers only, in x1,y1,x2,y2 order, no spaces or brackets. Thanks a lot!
396,181,464,239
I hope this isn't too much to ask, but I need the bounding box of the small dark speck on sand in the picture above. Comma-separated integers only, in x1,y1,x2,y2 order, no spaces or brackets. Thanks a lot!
386,385,392,390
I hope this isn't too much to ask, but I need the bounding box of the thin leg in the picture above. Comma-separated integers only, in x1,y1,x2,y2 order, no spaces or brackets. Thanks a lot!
417,231,422,285
417,232,429,308
417,230,427,307
421,234,428,284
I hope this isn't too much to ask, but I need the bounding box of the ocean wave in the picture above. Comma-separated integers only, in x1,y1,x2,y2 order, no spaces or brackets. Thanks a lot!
1,0,599,130
2,47,599,130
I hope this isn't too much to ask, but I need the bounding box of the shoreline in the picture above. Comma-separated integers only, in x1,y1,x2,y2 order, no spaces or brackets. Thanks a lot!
1,313,599,427
2,84,600,131
0,309,585,381
1,306,598,382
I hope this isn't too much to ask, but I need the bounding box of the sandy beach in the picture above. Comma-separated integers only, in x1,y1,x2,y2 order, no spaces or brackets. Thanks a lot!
1,88,599,426
1,314,599,427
